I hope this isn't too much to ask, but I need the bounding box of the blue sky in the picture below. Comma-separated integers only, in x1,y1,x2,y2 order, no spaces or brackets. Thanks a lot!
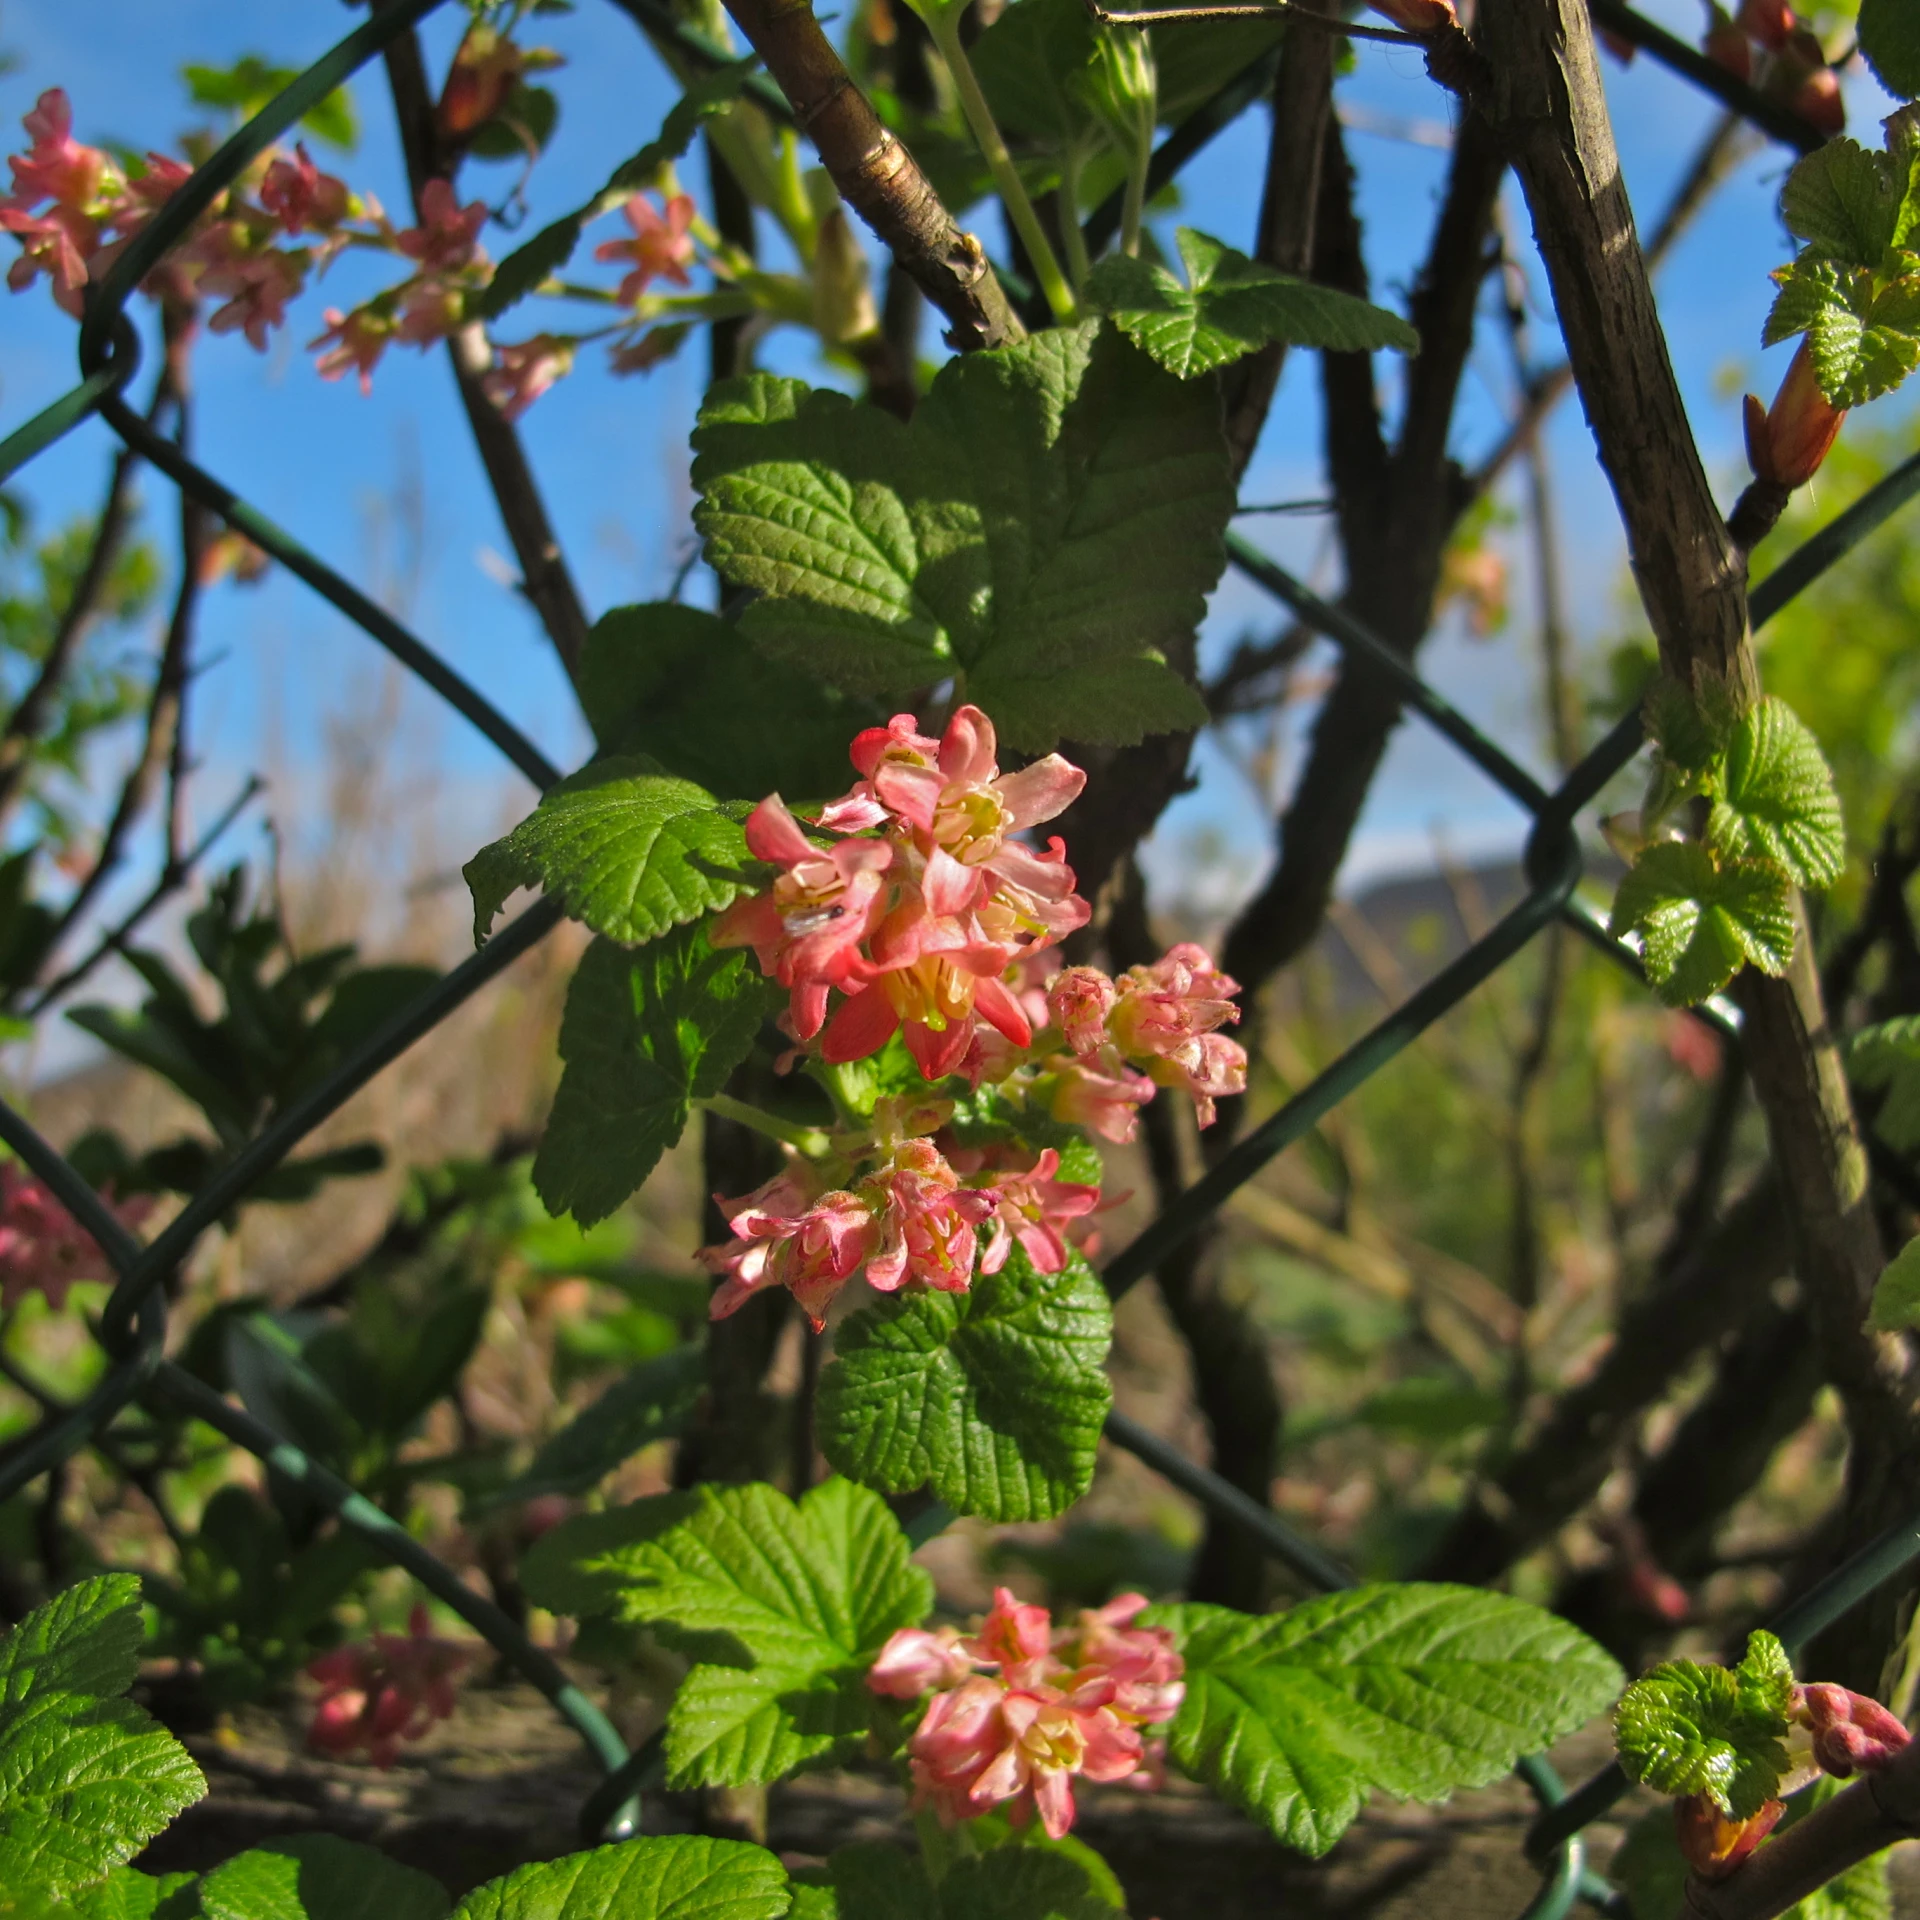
0,0,1901,941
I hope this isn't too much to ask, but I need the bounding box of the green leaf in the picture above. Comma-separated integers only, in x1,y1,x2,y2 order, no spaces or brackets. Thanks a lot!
941,1852,1114,1920
476,62,759,322
519,1479,932,1788
1643,674,1741,785
577,603,874,802
1608,841,1795,1007
0,1576,206,1910
1802,300,1920,409
1849,1016,1920,1151
195,1834,448,1920
468,84,559,160
691,323,1230,753
1149,1586,1623,1858
1707,696,1845,888
1862,0,1920,98
817,1243,1113,1522
181,57,357,151
1083,228,1418,380
1763,258,1866,350
464,756,754,947
46,1868,200,1920
1869,1235,1920,1331
481,1346,705,1506
1614,1630,1795,1818
803,1846,934,1920
448,1837,791,1920
533,928,774,1228
1781,138,1920,268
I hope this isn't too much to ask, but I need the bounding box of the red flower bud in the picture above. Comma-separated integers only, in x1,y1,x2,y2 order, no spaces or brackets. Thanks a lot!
1675,1794,1785,1880
1788,64,1845,137
1796,1683,1912,1777
1366,0,1457,29
438,24,524,139
1737,0,1796,51
1744,339,1845,488
1704,8,1753,79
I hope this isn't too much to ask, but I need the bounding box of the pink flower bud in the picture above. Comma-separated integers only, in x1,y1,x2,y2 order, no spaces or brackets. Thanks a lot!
869,1626,975,1698
1744,340,1844,489
1049,967,1116,1057
1795,1683,1912,1778
1675,1794,1784,1880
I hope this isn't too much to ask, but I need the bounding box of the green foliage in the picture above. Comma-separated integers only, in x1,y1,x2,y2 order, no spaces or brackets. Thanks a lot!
1148,1586,1622,1858
477,63,761,322
1608,841,1794,1007
1868,1233,1920,1331
1707,697,1846,888
1084,228,1418,379
941,1852,1117,1920
181,55,358,148
522,1478,931,1788
1861,0,1920,97
577,602,872,803
1614,1630,1795,1818
0,1576,206,1911
68,869,432,1200
464,757,755,948
448,1837,791,1920
468,85,560,161
193,1834,448,1920
818,1243,1113,1523
1767,133,1920,406
1847,1016,1920,1151
480,1346,705,1506
691,323,1231,752
45,1866,200,1919
531,929,775,1227
791,1837,1123,1920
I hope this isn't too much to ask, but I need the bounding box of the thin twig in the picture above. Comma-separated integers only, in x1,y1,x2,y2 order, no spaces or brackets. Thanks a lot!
1088,0,1419,40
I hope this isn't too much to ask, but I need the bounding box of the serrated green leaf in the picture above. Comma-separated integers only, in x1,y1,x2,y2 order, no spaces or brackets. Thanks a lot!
195,1834,448,1920
1614,1631,1794,1818
465,756,753,947
520,1479,931,1788
42,1867,199,1920
0,1577,206,1911
449,1836,790,1920
1781,138,1920,268
802,1846,931,1920
577,603,874,802
818,1244,1113,1522
1148,1587,1622,1859
1849,1016,1920,1151
1083,227,1418,379
1803,299,1920,408
532,928,774,1228
1868,1234,1920,1331
1643,675,1741,783
1707,696,1845,888
1608,841,1795,1008
941,1852,1113,1920
1763,258,1866,350
476,62,759,322
1862,0,1920,97
691,323,1231,753
481,1346,705,1508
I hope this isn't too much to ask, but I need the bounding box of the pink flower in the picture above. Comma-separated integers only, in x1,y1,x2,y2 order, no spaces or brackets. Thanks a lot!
305,1604,468,1769
396,179,488,274
869,1625,976,1698
0,204,97,313
1054,1594,1184,1725
259,144,349,235
824,950,1033,1084
697,1167,878,1329
0,1167,146,1312
6,90,110,214
977,1148,1102,1276
595,192,695,304
966,1587,1056,1686
197,239,307,349
311,304,395,393
1106,944,1247,1128
1794,1684,1912,1779
1046,1050,1155,1145
394,277,466,348
1049,967,1116,1057
861,1138,997,1295
483,334,573,420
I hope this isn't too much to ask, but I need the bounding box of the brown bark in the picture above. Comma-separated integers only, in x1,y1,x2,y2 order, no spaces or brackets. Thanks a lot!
718,0,1023,351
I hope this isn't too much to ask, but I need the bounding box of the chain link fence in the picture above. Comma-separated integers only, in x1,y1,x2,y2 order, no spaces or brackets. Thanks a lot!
2,2,1919,1911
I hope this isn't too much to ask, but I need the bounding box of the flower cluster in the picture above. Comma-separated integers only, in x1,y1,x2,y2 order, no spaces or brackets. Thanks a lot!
1700,0,1844,134
698,706,1249,1329
0,1164,148,1313
305,1604,469,1769
0,80,707,417
869,1588,1183,1839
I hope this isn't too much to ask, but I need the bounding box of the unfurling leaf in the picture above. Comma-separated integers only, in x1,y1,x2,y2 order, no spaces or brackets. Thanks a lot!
1614,1630,1795,1819
0,1576,206,1910
1084,228,1419,379
1707,696,1845,888
519,1479,931,1788
818,1242,1113,1523
1850,1016,1920,1152
1780,137,1920,271
1609,841,1795,1007
1149,1586,1622,1857
449,1836,791,1920
533,928,774,1228
464,755,754,946
691,323,1230,752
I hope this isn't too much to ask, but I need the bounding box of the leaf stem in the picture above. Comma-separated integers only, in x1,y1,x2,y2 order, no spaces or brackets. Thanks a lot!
696,1091,831,1156
923,6,1078,324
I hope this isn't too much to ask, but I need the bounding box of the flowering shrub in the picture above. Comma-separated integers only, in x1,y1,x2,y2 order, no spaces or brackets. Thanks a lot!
0,1164,147,1312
